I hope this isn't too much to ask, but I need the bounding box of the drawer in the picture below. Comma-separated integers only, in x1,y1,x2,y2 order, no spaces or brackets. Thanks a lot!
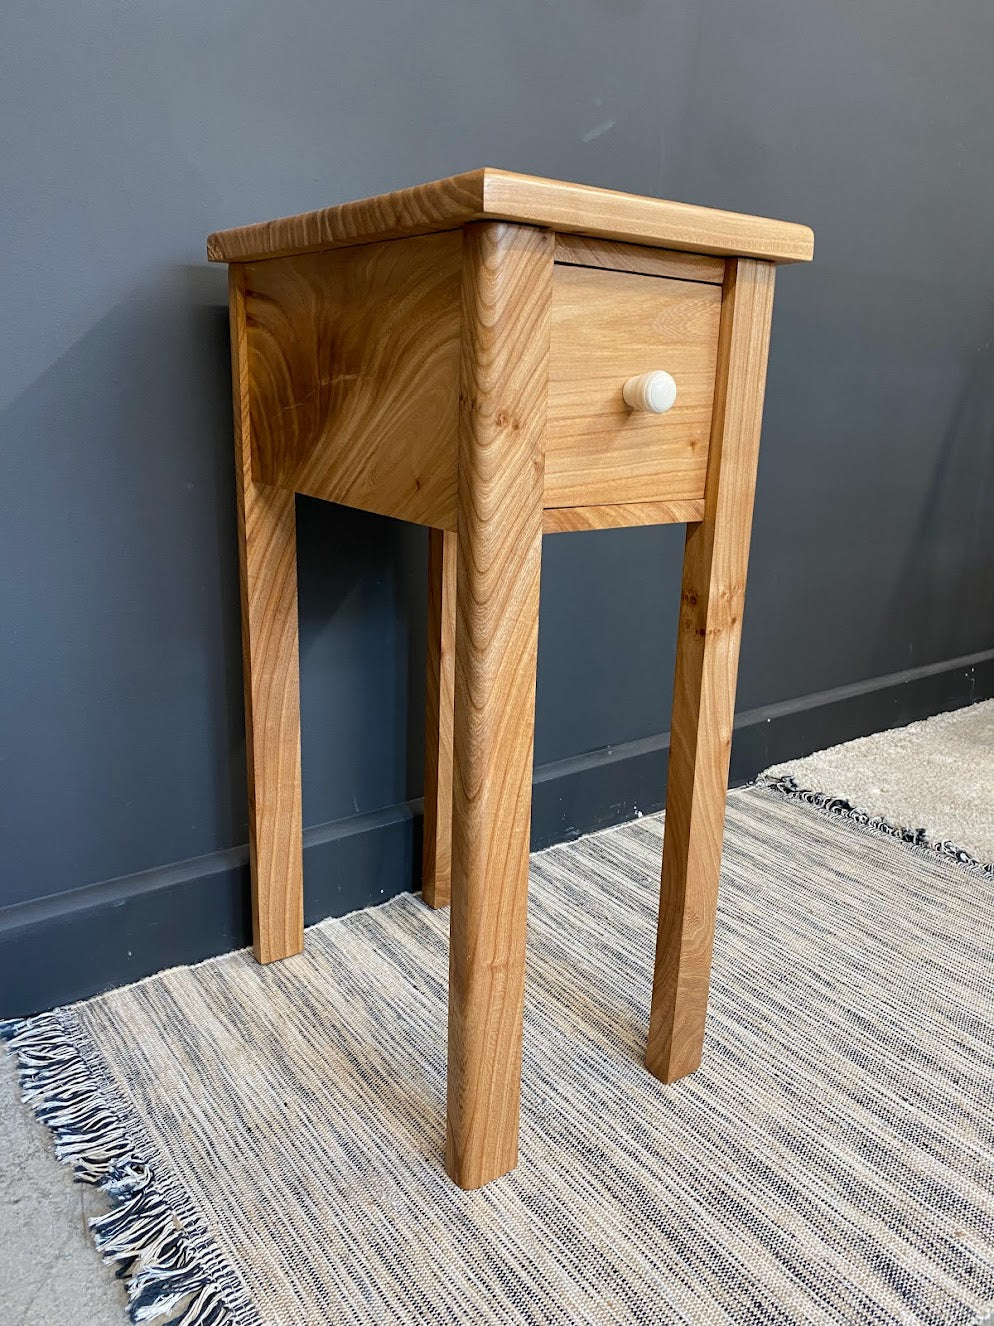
544,264,722,509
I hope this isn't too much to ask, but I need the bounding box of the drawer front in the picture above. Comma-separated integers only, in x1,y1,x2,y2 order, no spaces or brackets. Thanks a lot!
545,264,722,509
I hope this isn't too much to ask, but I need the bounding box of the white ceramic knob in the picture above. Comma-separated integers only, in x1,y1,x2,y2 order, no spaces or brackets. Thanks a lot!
622,370,677,414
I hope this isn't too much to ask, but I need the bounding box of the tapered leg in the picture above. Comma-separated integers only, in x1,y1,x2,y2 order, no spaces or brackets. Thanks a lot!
647,258,776,1082
445,222,553,1189
229,265,305,965
422,527,457,909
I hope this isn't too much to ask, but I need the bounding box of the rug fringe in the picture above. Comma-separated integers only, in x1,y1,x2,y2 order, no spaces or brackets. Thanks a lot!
758,774,994,877
2,1014,235,1326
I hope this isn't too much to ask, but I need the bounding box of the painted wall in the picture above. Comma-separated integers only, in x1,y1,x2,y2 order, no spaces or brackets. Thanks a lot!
2,0,993,1012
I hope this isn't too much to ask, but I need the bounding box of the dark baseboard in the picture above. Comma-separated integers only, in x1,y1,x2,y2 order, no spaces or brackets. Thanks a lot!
3,648,991,1018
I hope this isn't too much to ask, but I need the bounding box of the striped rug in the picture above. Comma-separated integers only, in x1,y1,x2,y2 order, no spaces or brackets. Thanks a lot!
5,786,994,1326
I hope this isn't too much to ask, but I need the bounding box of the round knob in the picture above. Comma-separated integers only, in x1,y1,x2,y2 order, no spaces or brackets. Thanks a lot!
622,370,677,414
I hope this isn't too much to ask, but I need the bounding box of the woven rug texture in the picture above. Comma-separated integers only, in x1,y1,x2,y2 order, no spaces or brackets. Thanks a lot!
5,785,994,1326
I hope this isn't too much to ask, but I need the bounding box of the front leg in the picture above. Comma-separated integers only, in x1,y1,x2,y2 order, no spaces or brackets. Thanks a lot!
647,258,776,1082
445,221,553,1189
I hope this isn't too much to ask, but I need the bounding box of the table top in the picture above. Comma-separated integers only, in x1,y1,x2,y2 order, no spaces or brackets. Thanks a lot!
207,167,813,267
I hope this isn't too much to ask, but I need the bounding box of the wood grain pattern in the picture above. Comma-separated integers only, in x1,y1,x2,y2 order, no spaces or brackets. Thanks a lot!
646,258,776,1083
446,222,553,1190
246,241,722,518
208,167,814,266
554,234,725,284
229,265,305,965
542,499,705,533
209,170,489,263
422,527,457,909
243,232,461,528
546,265,720,508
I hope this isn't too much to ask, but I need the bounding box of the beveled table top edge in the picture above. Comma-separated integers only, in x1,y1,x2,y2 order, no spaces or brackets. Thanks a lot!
207,167,814,266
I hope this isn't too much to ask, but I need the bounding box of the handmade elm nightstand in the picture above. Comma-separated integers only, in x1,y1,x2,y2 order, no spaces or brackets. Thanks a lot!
207,169,813,1190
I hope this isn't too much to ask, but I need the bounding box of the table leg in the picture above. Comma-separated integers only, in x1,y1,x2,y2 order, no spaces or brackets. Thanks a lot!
422,527,457,909
646,258,776,1082
445,221,553,1189
229,265,305,965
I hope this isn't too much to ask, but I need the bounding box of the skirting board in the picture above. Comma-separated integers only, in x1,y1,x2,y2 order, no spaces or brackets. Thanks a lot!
2,648,992,1018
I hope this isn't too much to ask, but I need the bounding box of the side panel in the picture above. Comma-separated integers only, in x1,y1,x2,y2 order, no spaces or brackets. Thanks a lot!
243,232,462,528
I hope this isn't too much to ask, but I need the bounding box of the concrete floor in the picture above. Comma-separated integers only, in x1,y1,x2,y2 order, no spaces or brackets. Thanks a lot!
1,1056,124,1325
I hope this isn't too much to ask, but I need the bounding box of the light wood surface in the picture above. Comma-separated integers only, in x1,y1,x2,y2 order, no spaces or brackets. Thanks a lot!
241,235,723,524
243,232,461,528
422,527,457,909
646,258,776,1083
215,169,810,1188
209,168,814,266
229,266,305,965
210,171,488,263
542,499,704,533
546,265,720,508
554,234,725,284
446,222,552,1190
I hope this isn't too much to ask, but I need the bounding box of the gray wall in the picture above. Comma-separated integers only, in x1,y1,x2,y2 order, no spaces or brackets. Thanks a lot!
2,1,993,1010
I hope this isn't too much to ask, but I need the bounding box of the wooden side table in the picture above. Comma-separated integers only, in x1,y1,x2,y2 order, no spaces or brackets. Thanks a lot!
208,170,813,1189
